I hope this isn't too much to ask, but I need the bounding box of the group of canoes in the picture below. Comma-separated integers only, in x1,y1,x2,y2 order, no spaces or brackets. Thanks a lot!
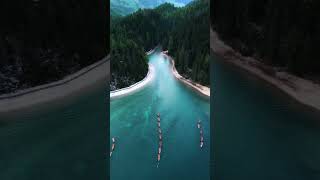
197,120,204,148
110,114,205,163
157,112,162,167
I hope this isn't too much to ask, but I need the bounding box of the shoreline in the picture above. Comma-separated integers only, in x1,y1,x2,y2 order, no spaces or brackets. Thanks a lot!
211,28,320,111
110,63,155,100
0,55,109,113
162,53,210,99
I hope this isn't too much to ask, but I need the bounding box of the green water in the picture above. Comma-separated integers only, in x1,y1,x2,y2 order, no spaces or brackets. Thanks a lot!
212,53,320,180
110,53,210,180
0,85,108,180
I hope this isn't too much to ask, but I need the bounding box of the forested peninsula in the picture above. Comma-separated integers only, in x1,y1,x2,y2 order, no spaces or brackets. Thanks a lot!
211,0,320,81
0,0,107,95
111,0,209,90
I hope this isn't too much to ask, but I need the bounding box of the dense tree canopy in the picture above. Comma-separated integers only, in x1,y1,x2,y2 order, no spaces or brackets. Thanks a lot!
110,0,194,16
111,0,210,90
211,0,320,78
0,0,108,94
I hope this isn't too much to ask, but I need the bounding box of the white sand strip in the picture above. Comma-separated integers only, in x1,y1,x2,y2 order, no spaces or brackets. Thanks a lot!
162,53,210,99
110,64,155,100
146,49,155,55
211,28,320,111
0,55,109,113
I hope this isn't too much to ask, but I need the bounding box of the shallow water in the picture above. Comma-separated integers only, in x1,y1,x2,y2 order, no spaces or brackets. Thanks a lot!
212,53,320,180
110,53,210,180
0,85,108,180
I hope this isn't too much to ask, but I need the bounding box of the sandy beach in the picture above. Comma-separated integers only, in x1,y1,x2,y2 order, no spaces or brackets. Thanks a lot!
162,53,210,99
110,52,210,100
211,28,320,111
0,56,109,113
110,63,155,100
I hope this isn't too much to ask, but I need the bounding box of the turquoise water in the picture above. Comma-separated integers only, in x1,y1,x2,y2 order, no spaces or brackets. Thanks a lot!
110,53,210,180
212,53,320,180
0,85,108,180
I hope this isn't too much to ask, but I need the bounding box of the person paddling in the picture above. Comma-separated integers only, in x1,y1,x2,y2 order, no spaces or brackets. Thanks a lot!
197,120,201,129
157,153,161,168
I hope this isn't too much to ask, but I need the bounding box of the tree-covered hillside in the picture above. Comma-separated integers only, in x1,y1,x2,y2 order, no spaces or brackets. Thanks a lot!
0,0,108,95
111,0,209,90
211,0,320,79
111,0,194,16
111,0,139,16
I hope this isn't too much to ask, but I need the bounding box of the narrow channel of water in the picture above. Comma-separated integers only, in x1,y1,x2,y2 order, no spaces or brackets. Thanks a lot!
110,53,210,180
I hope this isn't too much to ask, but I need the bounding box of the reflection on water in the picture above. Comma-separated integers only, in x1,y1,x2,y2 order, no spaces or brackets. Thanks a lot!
212,53,320,180
110,53,210,180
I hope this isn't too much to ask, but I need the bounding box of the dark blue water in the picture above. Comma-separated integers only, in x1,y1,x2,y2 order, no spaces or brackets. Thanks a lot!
0,85,108,180
212,53,320,180
110,53,210,180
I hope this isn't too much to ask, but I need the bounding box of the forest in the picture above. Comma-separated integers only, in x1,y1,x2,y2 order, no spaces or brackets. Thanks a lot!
111,0,193,16
0,0,108,94
211,0,320,80
111,0,209,90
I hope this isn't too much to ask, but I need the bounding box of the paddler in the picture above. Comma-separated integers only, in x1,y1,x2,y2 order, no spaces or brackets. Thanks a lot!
112,137,115,150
